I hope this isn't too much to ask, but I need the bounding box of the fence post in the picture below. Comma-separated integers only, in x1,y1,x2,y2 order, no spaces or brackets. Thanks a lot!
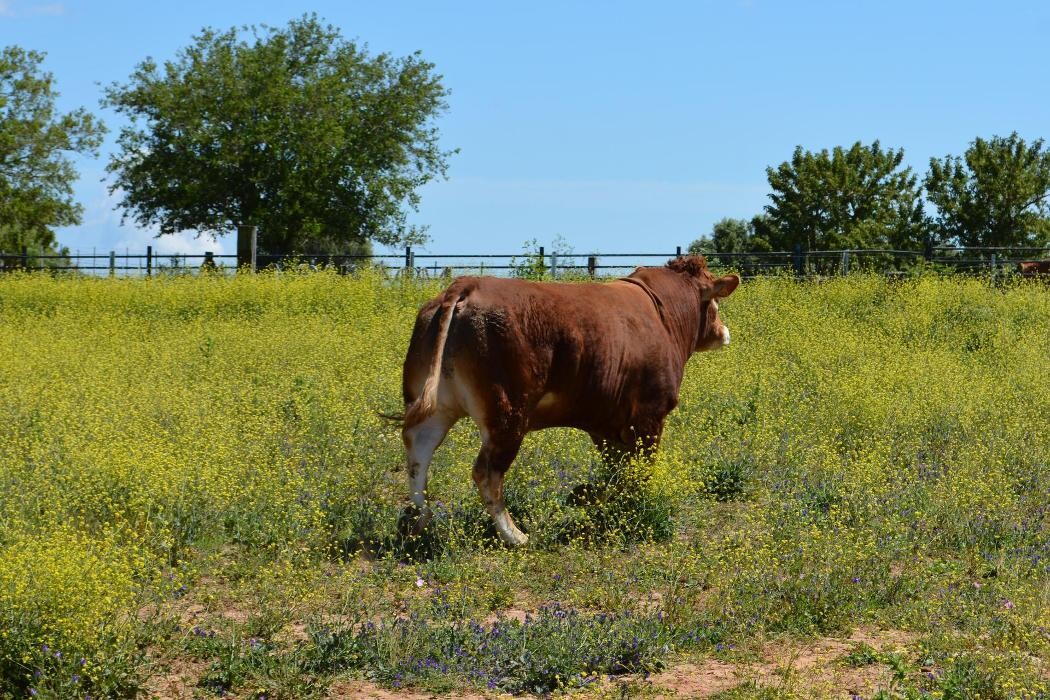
676,245,682,258
21,246,28,271
551,252,558,279
793,244,803,277
588,255,597,277
991,253,997,282
841,250,850,276
923,235,933,262
146,245,152,277
109,251,116,277
237,225,258,272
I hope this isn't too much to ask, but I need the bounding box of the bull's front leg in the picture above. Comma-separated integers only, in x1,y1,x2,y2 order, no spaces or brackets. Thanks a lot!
574,419,665,503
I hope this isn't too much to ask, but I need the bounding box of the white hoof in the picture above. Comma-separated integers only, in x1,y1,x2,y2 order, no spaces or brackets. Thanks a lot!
501,530,529,548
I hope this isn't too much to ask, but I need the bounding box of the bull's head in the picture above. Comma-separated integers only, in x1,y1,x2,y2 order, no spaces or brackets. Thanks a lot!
665,256,740,352
696,273,740,351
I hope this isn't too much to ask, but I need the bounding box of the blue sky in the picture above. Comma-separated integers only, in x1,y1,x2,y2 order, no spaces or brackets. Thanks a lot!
4,0,1050,259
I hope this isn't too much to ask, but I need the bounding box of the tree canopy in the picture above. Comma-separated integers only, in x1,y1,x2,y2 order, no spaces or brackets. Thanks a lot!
103,14,454,255
924,132,1050,248
764,141,925,251
0,45,105,256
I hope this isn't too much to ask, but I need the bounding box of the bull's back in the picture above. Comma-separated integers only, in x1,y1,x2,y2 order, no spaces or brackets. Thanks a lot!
451,277,678,430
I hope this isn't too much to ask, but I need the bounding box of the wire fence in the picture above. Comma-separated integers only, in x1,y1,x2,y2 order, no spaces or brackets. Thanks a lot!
1,244,1048,279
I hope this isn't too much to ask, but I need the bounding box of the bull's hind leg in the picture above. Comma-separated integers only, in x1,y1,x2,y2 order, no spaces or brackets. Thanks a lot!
399,410,457,536
472,430,529,547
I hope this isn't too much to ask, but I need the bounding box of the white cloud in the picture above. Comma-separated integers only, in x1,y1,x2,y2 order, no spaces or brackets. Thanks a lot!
27,3,65,16
114,226,226,258
0,1,65,16
56,180,228,258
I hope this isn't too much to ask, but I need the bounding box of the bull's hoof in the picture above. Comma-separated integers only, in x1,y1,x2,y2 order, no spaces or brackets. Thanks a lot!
396,504,434,538
503,531,529,548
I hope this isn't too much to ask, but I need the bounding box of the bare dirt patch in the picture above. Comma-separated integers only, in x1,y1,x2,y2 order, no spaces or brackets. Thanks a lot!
642,627,919,698
481,607,531,625
649,659,743,697
142,657,209,700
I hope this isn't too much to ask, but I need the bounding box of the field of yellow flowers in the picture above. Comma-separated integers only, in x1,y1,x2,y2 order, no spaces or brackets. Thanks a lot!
0,269,1048,699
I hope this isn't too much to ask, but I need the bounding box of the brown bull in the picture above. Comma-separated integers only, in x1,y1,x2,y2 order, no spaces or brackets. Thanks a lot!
397,256,740,546
1018,260,1050,278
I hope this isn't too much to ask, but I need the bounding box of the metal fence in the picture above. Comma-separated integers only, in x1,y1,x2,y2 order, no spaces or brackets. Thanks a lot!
1,244,1048,279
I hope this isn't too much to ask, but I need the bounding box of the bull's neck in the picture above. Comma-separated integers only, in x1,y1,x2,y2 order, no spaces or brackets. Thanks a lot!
631,272,700,372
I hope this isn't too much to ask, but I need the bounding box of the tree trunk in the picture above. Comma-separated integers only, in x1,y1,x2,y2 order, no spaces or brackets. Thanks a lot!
237,225,257,272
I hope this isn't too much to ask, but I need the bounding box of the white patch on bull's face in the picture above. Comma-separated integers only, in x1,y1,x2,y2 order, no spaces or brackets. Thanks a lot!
699,300,726,350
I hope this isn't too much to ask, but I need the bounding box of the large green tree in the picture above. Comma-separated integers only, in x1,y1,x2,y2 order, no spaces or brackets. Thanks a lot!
0,45,105,258
103,15,453,255
765,141,925,251
924,133,1050,248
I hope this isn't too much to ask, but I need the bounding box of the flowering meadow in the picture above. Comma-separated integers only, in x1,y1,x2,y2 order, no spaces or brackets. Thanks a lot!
0,269,1048,699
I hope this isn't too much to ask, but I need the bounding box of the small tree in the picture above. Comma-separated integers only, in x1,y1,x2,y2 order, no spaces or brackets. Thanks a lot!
510,236,576,280
688,217,772,256
0,46,105,259
686,236,715,256
710,218,749,253
925,133,1050,248
103,15,454,256
765,141,925,251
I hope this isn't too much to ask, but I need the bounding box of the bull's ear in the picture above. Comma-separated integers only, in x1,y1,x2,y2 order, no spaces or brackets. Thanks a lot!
706,274,740,300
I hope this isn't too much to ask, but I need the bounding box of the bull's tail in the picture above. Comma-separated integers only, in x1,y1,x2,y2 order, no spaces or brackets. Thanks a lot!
403,295,461,429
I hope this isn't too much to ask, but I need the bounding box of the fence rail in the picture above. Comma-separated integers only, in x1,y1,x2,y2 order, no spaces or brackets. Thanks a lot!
1,244,1048,279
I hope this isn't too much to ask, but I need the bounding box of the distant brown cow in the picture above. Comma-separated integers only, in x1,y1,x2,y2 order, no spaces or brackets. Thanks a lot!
1018,260,1050,278
396,256,740,546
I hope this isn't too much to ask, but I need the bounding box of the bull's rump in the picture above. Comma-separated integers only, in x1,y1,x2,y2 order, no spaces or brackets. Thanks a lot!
402,276,681,433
